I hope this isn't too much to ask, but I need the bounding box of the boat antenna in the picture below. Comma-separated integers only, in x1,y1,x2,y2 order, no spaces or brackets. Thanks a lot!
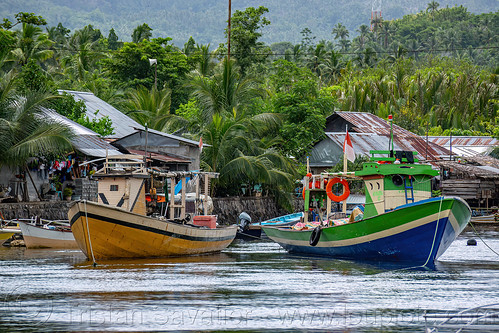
388,114,394,155
144,123,148,166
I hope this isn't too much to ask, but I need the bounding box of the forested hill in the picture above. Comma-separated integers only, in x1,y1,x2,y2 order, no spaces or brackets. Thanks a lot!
1,0,498,46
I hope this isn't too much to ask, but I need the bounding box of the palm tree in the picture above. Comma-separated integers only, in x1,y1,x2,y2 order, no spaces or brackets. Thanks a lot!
355,24,370,50
338,39,351,52
60,27,107,82
305,43,327,76
10,23,53,67
319,50,344,84
192,44,216,77
131,23,152,43
186,57,266,123
0,73,74,169
200,111,295,203
332,23,349,41
123,85,172,131
427,1,440,20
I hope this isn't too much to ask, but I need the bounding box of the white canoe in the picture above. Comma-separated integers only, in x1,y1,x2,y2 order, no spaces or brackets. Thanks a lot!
18,221,78,249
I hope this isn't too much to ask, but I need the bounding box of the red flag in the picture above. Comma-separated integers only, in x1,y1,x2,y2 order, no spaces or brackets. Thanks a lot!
343,130,355,162
199,136,203,152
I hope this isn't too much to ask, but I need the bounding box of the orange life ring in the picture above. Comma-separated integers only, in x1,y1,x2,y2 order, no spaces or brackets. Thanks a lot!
326,178,350,202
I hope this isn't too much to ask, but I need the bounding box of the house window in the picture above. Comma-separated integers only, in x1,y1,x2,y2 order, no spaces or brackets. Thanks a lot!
110,185,119,191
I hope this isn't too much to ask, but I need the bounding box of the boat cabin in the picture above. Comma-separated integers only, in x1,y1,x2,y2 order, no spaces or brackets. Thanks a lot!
92,154,218,221
303,150,438,224
355,151,438,219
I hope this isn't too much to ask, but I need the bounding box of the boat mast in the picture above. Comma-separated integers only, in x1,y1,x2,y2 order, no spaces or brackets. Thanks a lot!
342,125,348,214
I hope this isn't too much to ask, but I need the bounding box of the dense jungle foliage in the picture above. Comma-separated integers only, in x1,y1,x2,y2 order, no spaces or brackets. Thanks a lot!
0,4,497,206
1,0,498,45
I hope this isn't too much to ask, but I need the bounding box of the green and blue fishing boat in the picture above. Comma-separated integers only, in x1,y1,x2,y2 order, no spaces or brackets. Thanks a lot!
262,150,471,264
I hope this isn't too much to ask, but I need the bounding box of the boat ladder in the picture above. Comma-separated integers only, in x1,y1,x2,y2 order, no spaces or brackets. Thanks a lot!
404,176,415,204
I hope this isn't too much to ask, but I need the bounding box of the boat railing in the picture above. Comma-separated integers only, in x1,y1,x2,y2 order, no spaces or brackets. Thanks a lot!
369,150,419,163
95,154,147,175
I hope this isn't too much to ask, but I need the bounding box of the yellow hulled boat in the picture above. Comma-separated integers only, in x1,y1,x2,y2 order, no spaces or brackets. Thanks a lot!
69,155,236,260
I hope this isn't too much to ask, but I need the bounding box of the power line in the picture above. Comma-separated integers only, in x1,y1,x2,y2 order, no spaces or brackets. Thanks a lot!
6,44,498,58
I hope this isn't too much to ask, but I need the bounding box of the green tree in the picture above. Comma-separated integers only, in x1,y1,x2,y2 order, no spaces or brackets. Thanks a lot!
0,78,73,169
226,6,271,76
10,22,53,66
107,28,120,50
332,23,349,41
52,93,114,137
60,25,107,82
200,111,295,208
1,12,46,30
132,23,152,43
123,85,172,131
186,57,266,124
268,60,335,158
103,38,190,110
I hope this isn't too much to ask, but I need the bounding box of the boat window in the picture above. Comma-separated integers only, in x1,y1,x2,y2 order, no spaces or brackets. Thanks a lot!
110,185,119,191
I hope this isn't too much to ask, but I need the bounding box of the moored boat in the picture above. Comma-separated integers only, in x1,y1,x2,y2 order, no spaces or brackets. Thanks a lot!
263,150,472,265
69,154,237,260
236,212,304,240
18,220,77,249
0,222,21,246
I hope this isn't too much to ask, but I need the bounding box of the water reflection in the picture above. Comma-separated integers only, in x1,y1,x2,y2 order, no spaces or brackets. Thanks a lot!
0,229,498,332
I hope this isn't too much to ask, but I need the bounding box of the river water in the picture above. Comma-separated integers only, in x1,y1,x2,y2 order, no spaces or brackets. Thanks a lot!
0,226,498,332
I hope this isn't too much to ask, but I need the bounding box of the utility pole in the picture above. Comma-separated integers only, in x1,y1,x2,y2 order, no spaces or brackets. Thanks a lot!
228,0,231,60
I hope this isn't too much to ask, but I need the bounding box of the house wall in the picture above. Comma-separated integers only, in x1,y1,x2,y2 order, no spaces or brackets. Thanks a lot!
116,133,200,170
325,117,352,132
309,138,343,173
0,165,53,202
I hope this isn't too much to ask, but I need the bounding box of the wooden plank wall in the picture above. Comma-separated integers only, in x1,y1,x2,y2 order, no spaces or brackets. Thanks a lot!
442,179,499,199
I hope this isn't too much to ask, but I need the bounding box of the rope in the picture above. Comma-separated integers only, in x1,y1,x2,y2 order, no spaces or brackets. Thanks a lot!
83,200,97,266
421,196,444,268
469,221,499,257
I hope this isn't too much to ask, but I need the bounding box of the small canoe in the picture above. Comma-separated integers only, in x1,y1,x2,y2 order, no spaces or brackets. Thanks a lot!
18,221,77,249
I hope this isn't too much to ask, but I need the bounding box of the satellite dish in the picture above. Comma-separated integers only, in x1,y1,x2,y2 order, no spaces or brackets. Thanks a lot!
392,174,404,186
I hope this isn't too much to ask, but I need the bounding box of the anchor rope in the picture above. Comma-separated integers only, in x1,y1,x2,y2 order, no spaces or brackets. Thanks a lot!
469,221,499,257
83,200,97,266
421,196,444,268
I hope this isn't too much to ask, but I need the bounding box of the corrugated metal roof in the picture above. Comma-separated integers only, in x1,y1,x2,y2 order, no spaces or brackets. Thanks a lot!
333,111,419,137
59,90,144,139
127,149,190,163
426,136,499,157
325,132,450,160
131,127,202,147
427,136,499,147
45,110,121,158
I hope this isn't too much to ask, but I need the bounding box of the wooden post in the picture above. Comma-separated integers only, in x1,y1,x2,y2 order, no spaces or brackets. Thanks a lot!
204,174,209,215
169,176,175,220
195,174,200,215
180,176,186,218
25,165,42,201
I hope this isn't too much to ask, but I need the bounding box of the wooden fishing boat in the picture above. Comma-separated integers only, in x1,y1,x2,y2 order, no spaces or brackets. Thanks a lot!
69,155,237,260
0,222,21,246
17,220,77,249
236,212,304,240
262,150,472,264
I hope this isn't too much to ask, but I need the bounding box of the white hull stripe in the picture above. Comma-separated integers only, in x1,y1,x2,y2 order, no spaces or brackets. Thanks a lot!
269,209,451,247
448,211,460,234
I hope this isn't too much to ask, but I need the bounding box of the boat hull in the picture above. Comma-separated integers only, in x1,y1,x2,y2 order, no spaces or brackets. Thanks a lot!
0,228,21,245
18,222,77,249
263,197,471,264
69,201,237,259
